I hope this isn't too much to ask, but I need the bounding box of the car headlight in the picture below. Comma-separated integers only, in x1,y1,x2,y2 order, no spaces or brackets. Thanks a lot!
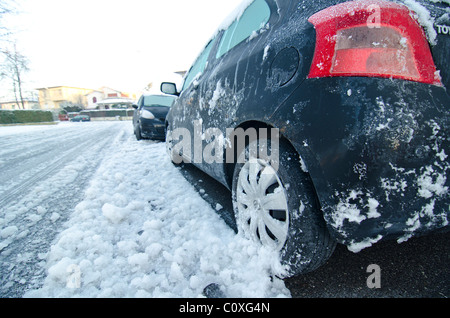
141,110,155,120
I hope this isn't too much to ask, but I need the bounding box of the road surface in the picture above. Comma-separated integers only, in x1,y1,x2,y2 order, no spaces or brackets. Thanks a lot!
0,121,127,297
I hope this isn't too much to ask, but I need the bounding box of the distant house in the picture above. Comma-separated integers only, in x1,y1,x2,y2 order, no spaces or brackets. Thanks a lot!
36,86,94,110
86,87,137,110
86,90,104,109
0,99,40,110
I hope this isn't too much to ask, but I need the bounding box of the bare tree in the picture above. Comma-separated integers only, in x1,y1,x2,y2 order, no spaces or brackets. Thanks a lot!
0,0,17,41
1,42,29,109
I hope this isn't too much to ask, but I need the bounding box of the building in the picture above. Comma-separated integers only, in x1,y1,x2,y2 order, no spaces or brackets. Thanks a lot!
0,99,40,110
86,87,137,110
35,86,138,111
86,90,104,108
36,86,95,110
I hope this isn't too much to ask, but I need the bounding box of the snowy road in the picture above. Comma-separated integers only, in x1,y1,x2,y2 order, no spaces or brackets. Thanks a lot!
0,122,132,297
0,121,289,298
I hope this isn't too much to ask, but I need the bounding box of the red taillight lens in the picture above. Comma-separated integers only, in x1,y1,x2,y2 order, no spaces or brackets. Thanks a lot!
308,0,442,85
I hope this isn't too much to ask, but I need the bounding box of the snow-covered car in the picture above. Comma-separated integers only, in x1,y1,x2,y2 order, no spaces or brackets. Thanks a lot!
132,94,176,141
162,0,449,278
70,115,90,122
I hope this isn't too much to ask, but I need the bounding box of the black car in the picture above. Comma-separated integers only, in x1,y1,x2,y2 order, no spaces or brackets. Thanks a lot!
70,115,90,122
132,94,176,140
162,0,449,277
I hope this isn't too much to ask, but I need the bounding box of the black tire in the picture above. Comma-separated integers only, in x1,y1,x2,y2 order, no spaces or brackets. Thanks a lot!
231,137,336,277
165,125,182,166
135,124,143,141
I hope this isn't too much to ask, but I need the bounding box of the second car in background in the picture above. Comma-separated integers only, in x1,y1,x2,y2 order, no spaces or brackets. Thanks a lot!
70,115,90,122
132,94,176,141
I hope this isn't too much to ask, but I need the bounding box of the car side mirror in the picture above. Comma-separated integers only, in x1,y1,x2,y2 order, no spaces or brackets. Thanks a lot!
161,82,179,96
132,104,139,109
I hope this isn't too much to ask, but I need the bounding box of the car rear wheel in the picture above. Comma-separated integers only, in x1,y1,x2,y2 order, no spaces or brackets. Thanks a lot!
232,138,336,277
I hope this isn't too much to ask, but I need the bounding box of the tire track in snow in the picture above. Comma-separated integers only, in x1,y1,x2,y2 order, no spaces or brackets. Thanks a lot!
0,122,130,297
0,124,116,194
1,135,103,208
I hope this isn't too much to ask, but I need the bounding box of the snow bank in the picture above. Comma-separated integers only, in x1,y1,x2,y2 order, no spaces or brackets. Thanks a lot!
25,127,290,298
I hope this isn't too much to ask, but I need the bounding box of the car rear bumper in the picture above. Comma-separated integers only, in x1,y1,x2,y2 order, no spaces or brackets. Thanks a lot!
272,77,449,250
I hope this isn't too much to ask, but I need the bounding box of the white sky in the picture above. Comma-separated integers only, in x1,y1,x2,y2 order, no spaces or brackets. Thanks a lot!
1,0,243,97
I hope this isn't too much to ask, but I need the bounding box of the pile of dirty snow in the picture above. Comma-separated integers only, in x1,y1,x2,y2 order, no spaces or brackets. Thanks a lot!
24,129,290,298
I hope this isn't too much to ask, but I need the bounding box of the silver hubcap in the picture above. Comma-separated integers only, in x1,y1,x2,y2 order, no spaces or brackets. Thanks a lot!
235,158,289,251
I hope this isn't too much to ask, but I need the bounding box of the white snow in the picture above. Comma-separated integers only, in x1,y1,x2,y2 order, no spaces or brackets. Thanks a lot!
402,0,438,45
0,124,61,137
417,166,448,199
347,235,383,253
366,198,381,219
208,80,226,114
10,122,290,298
0,226,19,239
263,45,270,61
332,190,367,229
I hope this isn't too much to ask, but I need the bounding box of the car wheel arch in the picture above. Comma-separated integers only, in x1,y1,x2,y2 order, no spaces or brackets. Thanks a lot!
224,120,316,192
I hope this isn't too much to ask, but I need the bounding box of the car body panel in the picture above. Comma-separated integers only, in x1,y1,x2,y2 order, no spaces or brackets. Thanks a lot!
270,77,449,248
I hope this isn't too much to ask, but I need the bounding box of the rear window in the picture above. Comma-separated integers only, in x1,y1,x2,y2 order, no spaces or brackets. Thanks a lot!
216,0,271,58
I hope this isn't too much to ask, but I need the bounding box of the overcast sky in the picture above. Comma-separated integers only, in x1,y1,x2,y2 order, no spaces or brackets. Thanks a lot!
2,0,243,97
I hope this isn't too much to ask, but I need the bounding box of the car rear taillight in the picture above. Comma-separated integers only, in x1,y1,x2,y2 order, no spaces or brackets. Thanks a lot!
307,0,442,86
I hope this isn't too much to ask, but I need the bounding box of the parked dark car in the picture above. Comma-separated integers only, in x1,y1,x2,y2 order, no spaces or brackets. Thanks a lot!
70,115,90,122
162,0,449,277
132,94,176,140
